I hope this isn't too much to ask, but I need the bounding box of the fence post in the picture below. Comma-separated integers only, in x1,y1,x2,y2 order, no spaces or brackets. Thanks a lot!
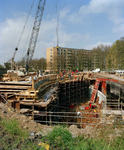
46,106,47,125
81,113,82,128
114,114,116,129
33,103,34,120
50,112,51,126
118,99,119,110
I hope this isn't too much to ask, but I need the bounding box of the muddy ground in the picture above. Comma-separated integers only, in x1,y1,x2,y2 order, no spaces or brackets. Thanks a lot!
0,102,124,150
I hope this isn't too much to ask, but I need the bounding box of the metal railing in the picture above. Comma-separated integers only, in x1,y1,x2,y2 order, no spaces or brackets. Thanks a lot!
1,95,124,129
106,99,124,110
27,111,124,128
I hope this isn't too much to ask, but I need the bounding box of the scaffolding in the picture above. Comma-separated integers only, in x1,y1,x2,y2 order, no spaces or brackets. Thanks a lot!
58,80,89,110
106,80,124,110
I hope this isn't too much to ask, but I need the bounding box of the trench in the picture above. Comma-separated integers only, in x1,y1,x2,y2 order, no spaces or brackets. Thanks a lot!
13,77,124,127
30,79,124,128
31,79,93,126
1,74,124,128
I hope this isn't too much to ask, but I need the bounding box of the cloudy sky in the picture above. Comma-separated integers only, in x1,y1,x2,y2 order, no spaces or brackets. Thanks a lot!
0,0,124,65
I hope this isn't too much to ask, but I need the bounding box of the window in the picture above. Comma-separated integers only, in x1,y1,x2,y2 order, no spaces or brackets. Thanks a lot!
51,49,52,51
51,55,52,57
51,52,52,54
51,59,52,61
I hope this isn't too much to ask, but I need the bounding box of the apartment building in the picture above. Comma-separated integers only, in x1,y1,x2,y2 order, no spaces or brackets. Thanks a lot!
46,47,91,71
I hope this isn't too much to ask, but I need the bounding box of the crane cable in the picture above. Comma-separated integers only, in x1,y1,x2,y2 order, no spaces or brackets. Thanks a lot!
16,0,35,48
13,0,35,60
22,16,34,59
56,0,59,48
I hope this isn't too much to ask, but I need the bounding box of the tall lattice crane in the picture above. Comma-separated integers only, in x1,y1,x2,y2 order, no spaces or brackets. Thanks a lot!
25,0,46,71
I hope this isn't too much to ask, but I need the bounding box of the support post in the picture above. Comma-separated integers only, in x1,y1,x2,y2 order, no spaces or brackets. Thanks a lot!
118,84,120,110
32,76,34,89
33,103,34,120
81,114,82,128
50,112,51,126
46,106,47,125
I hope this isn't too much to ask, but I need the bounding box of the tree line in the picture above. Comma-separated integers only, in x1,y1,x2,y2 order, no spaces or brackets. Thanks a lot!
106,37,124,71
2,57,46,72
63,36,124,71
1,37,124,72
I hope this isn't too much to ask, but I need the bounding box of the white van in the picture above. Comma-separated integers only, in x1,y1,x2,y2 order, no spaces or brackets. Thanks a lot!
92,68,100,73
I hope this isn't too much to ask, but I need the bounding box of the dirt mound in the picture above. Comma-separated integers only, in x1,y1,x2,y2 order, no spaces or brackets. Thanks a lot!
0,102,123,139
0,102,52,133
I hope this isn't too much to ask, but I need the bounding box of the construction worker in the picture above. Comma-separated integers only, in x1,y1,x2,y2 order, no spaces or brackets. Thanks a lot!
72,71,74,75
76,69,78,75
61,73,63,81
68,73,71,80
75,75,77,80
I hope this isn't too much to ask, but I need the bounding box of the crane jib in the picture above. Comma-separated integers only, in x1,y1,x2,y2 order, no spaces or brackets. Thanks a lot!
25,0,46,72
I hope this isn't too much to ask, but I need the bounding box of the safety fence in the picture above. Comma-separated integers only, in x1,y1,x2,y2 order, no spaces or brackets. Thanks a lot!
1,101,124,150
106,99,124,110
0,94,124,129
28,111,124,129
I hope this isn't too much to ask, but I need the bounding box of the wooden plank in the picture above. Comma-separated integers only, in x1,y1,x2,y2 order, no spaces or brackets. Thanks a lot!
4,93,15,99
0,89,22,92
7,100,20,102
15,76,29,81
0,81,32,85
21,100,36,102
20,108,31,113
16,95,37,98
15,102,20,110
0,85,32,89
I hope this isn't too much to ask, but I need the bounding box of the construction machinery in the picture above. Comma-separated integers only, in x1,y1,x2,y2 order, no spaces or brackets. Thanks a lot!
10,0,46,73
25,0,46,71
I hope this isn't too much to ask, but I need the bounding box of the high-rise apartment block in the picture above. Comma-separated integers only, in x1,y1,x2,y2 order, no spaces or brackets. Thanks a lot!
46,47,92,71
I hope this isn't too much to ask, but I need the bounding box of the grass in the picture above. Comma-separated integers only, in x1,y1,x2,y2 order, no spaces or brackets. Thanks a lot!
1,117,28,139
41,126,75,149
0,116,124,150
41,125,124,150
0,116,42,150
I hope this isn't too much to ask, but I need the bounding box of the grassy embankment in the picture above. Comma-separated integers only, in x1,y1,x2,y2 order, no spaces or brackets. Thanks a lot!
0,116,124,150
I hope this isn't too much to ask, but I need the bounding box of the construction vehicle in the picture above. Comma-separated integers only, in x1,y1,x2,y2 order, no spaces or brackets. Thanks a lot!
9,0,46,75
25,0,46,72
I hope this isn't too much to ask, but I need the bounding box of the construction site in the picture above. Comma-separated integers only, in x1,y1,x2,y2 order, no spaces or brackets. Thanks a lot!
0,71,124,129
0,0,124,130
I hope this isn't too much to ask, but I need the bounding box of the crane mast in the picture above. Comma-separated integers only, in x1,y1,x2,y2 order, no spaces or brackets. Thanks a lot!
26,0,46,71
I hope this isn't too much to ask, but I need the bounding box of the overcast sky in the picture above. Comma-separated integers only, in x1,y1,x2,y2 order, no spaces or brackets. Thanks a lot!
0,0,124,65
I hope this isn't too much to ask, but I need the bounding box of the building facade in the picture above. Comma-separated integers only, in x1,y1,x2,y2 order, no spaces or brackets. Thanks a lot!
46,47,92,71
